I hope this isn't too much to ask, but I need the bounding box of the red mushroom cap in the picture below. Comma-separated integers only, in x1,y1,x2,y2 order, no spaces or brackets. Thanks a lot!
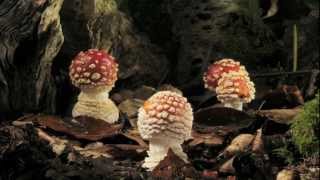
216,71,255,103
203,59,247,91
69,49,118,89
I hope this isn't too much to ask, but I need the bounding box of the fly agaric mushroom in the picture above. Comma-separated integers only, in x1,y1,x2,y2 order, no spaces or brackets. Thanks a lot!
137,91,193,171
216,71,255,111
69,49,119,123
203,59,248,91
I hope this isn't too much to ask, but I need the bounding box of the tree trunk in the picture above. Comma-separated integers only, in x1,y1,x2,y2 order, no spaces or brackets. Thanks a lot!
0,0,64,117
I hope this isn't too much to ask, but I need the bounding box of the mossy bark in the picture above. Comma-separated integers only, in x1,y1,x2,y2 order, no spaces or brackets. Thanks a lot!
0,0,64,117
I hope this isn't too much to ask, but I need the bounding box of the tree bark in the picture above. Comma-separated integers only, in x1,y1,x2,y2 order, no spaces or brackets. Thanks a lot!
0,0,64,117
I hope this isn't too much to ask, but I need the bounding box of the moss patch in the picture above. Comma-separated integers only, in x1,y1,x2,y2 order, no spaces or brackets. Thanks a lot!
291,92,320,156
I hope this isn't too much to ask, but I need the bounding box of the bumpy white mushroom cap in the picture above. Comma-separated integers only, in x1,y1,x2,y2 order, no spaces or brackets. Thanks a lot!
216,71,255,106
138,91,193,141
137,91,193,170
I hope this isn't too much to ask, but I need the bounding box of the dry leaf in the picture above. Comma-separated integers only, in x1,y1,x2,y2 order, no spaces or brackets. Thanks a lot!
276,169,296,180
257,107,302,124
223,134,255,157
202,170,219,179
263,0,279,18
36,115,123,141
73,142,112,159
37,128,68,155
120,129,148,148
252,129,264,154
189,131,224,147
219,156,236,174
151,149,200,179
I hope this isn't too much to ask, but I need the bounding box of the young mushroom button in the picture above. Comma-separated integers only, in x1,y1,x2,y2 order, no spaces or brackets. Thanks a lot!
216,71,255,111
137,91,194,171
69,49,119,123
203,59,248,92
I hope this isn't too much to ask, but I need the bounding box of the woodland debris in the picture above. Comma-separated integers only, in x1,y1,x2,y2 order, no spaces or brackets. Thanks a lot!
37,128,68,155
260,85,304,109
222,134,255,158
257,107,302,124
219,156,236,174
189,131,224,147
151,149,200,179
194,106,254,127
118,99,144,128
252,129,265,154
276,169,297,180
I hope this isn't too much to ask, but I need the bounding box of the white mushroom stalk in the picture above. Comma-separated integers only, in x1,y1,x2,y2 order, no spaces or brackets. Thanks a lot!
69,49,119,123
216,71,255,111
137,91,193,171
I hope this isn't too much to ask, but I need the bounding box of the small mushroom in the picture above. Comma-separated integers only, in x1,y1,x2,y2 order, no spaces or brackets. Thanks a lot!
69,49,119,123
203,59,248,92
216,71,255,111
137,91,193,171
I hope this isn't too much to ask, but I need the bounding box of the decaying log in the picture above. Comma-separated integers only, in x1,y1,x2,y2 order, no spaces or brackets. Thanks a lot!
0,0,64,116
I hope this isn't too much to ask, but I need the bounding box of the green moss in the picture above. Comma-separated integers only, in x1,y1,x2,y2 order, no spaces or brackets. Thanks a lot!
291,92,320,156
273,143,296,164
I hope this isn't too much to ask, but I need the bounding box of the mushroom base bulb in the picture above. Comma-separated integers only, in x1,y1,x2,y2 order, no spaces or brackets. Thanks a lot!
143,136,188,171
72,86,119,123
223,100,243,111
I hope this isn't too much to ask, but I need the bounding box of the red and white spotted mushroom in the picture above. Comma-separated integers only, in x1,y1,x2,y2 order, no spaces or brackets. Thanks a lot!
137,91,193,171
216,71,255,111
69,49,119,123
203,59,248,92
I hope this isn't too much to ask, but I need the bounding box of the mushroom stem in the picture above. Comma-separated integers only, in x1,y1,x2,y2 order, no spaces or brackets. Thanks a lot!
143,137,188,171
224,100,243,111
72,86,119,123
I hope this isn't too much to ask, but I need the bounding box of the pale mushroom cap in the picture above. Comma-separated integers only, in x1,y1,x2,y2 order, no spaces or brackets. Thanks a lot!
216,71,255,103
203,58,248,91
69,49,118,90
137,91,193,141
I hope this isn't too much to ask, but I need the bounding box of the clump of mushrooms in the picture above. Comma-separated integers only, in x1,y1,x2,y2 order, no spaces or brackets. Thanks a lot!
203,58,255,111
203,59,248,92
137,91,193,171
69,49,119,123
216,71,255,111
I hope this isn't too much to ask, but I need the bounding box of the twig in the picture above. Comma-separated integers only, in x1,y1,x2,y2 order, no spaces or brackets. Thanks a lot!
306,69,320,98
251,70,315,78
293,24,298,72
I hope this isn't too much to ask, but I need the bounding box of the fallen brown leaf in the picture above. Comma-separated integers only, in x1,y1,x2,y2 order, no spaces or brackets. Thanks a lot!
252,129,264,154
120,129,148,148
36,115,123,141
151,149,200,179
223,134,255,157
189,131,224,147
257,107,302,124
202,170,219,179
219,156,236,174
